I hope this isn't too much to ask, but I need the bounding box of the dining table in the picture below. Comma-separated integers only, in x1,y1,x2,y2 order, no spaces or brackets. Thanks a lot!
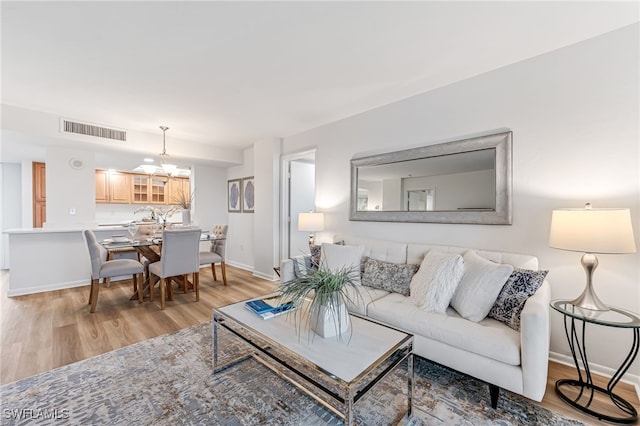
101,232,224,302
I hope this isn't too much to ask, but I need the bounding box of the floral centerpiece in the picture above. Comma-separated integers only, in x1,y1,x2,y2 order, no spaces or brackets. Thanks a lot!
278,264,362,339
134,205,181,227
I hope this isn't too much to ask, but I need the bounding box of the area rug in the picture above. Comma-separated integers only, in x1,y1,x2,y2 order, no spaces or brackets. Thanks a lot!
0,322,584,426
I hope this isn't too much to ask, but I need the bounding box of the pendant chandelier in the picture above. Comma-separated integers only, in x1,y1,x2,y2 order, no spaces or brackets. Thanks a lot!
136,126,190,177
158,126,177,174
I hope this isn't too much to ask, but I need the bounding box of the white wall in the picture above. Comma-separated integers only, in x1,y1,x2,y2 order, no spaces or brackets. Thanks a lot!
253,138,281,280
282,25,640,378
0,163,22,268
226,148,255,271
191,164,228,232
45,146,96,228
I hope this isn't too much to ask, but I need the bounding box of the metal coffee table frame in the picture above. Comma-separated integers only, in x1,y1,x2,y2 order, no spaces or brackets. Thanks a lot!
212,303,414,425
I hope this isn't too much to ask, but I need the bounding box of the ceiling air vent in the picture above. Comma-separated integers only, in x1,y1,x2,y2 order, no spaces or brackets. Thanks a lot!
60,119,127,141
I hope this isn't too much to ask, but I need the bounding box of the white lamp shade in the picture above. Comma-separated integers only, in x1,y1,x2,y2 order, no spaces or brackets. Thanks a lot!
298,212,324,232
140,164,157,174
549,208,636,254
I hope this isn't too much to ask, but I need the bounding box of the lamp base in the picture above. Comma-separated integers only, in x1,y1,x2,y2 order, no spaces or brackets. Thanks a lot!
571,253,609,311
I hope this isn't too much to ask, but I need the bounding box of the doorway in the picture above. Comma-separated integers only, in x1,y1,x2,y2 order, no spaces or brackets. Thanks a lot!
280,150,316,260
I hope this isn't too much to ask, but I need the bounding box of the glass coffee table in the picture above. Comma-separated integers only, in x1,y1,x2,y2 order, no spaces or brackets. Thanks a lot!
212,297,414,425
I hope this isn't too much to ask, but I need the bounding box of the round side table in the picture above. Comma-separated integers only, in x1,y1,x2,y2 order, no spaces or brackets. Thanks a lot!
550,300,640,424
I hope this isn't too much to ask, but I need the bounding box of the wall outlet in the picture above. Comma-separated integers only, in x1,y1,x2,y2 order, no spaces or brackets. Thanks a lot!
69,208,76,215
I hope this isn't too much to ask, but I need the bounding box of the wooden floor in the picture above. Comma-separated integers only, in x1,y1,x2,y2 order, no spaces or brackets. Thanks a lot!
1,267,638,424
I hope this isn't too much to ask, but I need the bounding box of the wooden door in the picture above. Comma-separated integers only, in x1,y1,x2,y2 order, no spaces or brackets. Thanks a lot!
32,162,46,227
109,172,131,203
95,170,109,203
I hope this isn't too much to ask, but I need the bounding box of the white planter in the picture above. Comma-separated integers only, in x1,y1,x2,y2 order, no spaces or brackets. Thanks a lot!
309,301,350,338
181,209,191,225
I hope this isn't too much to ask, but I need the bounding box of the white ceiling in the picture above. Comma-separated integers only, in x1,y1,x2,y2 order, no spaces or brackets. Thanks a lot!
1,1,638,160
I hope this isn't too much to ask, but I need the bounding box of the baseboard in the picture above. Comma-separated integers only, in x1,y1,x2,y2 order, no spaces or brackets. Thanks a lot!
253,270,278,281
7,279,88,297
549,351,640,400
225,260,254,273
224,261,278,282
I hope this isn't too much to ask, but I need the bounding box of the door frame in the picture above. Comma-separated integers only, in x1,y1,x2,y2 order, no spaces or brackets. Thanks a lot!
279,149,316,262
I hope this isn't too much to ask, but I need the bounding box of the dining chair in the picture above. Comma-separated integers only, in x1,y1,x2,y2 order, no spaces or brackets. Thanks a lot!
199,224,228,285
84,229,145,313
148,228,202,310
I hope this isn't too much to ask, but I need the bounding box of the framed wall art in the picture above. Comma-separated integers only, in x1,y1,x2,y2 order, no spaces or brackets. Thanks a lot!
227,178,241,213
241,176,255,213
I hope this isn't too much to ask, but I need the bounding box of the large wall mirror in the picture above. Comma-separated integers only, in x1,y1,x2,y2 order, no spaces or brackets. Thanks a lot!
350,130,512,224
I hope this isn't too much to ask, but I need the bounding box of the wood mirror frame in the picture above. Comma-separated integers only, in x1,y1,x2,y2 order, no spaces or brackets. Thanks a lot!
350,130,512,225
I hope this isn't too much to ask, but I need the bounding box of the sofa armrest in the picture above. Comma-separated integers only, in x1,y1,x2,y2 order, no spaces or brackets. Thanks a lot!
279,255,311,283
519,279,551,401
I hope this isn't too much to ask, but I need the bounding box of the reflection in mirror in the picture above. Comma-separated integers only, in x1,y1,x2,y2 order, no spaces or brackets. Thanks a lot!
350,130,512,224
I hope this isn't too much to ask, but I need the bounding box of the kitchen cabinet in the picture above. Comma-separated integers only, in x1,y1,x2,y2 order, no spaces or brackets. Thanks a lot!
166,177,191,206
96,170,131,204
132,174,168,204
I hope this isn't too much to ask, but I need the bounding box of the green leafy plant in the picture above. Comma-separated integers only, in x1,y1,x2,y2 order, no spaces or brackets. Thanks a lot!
278,264,364,340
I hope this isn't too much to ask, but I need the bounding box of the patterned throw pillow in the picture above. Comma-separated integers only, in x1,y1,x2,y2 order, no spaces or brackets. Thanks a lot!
309,245,321,269
488,268,549,331
362,258,419,296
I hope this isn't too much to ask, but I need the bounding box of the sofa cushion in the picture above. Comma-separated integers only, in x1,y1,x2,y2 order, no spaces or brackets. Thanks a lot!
489,268,549,330
368,293,521,366
362,258,418,296
343,285,390,316
409,250,464,313
320,243,365,285
450,250,514,322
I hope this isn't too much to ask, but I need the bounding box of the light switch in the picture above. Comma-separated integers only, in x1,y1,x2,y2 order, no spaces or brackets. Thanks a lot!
69,208,76,215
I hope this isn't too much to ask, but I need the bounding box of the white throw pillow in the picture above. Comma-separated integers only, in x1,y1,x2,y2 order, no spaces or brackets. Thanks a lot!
450,250,514,322
409,250,465,313
320,243,365,285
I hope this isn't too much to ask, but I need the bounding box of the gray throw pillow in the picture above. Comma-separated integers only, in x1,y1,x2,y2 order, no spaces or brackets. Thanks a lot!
362,258,418,296
488,268,548,331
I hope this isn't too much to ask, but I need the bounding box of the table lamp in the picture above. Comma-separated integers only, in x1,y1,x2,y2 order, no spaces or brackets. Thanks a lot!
298,212,324,246
549,203,636,311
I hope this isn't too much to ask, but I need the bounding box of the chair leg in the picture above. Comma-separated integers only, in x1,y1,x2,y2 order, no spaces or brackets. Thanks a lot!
194,272,200,302
89,278,100,313
149,274,155,301
136,273,143,303
160,277,166,310
211,263,217,281
183,274,188,293
221,262,227,286
167,278,174,301
88,277,94,305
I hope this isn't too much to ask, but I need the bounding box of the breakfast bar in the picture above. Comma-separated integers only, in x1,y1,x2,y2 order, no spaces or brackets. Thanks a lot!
4,226,131,296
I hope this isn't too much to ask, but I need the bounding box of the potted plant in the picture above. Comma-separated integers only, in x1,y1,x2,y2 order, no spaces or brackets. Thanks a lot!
278,264,363,339
174,189,195,225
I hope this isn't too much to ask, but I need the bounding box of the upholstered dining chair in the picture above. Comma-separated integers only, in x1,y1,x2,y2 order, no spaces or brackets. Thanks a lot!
83,229,145,313
199,224,228,285
148,228,201,310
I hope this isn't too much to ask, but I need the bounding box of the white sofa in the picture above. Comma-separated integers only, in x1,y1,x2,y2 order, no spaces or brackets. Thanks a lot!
280,235,551,406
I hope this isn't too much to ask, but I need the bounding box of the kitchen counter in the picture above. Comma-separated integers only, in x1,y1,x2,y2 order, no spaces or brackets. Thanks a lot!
4,227,137,296
4,224,198,297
